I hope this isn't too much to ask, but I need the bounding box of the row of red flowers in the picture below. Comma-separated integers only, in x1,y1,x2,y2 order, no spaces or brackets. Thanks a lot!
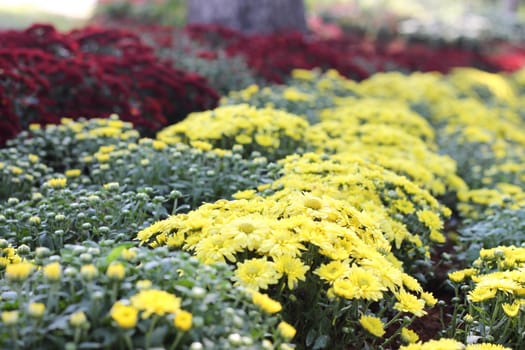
142,23,525,83
0,24,219,145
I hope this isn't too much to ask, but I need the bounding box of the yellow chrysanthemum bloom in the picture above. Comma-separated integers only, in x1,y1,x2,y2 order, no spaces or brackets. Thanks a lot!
121,248,137,261
80,264,98,280
152,140,167,151
46,178,67,189
28,154,39,163
416,210,443,231
400,327,419,344
359,315,385,337
136,279,152,290
420,291,437,307
110,301,138,329
106,262,126,280
502,301,520,318
174,310,192,331
333,267,386,301
234,258,280,290
1,310,19,325
291,68,316,81
5,262,35,281
43,262,62,281
251,291,282,314
10,166,23,175
277,321,296,340
401,338,461,349
273,255,309,289
394,290,426,317
69,311,88,327
65,169,82,178
130,289,181,318
314,261,352,284
27,302,46,318
468,287,497,303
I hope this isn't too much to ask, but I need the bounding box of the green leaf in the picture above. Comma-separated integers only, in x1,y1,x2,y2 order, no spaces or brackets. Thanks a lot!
305,329,316,347
313,334,330,350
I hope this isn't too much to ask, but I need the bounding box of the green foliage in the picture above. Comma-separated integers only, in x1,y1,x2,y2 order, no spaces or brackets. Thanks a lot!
0,183,167,251
153,38,260,95
0,243,289,349
458,209,525,263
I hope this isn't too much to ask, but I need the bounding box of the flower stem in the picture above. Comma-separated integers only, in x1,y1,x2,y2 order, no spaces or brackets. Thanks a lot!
169,331,184,350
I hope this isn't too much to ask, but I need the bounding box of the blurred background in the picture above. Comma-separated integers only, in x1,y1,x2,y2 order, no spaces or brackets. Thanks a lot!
0,0,524,43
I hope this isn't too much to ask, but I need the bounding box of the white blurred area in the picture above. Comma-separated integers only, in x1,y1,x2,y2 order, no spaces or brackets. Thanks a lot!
0,0,97,18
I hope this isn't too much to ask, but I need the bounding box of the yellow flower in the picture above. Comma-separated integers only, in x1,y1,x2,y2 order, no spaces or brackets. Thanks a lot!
273,255,309,289
98,145,115,154
1,310,19,325
420,291,437,307
333,278,358,299
333,267,386,301
314,261,351,284
359,315,385,337
394,290,426,317
121,248,137,261
43,262,62,281
80,264,98,280
130,289,181,318
106,262,125,280
46,178,67,189
232,189,257,200
400,338,463,349
394,199,415,214
291,68,316,81
416,210,443,231
110,301,138,329
152,140,167,150
103,182,120,191
136,279,152,290
10,166,23,175
502,301,520,317
190,140,213,151
251,291,282,314
468,287,497,302
28,154,39,163
95,153,110,163
255,133,277,148
29,216,41,225
400,327,419,344
277,321,296,340
174,310,192,331
69,311,88,327
6,262,35,281
429,230,446,243
463,314,474,323
235,134,252,145
234,258,280,290
448,270,467,283
282,87,311,102
65,169,82,178
27,302,46,318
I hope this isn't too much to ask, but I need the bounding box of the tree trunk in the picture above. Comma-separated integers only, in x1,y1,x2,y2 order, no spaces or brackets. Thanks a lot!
187,0,307,34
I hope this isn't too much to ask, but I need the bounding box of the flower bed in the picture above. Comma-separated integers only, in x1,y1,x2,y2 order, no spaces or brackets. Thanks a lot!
2,62,525,349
